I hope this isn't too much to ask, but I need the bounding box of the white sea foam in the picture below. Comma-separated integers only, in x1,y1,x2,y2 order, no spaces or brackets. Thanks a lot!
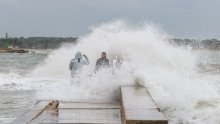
28,20,220,124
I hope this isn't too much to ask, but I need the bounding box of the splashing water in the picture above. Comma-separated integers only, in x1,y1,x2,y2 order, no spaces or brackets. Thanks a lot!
30,20,220,124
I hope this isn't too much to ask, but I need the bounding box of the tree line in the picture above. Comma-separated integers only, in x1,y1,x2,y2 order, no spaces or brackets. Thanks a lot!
0,37,219,50
170,38,220,50
0,37,77,49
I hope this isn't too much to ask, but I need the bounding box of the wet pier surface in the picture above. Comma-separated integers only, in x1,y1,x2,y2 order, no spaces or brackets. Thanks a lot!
11,86,168,124
12,101,121,124
0,90,35,123
121,86,168,124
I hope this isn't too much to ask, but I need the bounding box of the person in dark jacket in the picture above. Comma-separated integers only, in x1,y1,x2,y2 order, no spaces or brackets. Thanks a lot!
95,52,109,71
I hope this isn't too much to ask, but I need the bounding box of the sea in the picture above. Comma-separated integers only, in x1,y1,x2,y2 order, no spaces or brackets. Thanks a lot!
0,21,220,124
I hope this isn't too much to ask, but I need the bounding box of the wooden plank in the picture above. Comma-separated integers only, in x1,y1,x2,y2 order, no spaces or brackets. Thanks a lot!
125,109,166,120
40,108,121,124
11,101,121,124
59,102,120,109
121,87,159,110
121,86,168,124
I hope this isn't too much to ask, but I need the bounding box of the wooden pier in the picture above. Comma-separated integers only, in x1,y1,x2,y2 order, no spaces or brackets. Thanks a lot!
11,86,168,124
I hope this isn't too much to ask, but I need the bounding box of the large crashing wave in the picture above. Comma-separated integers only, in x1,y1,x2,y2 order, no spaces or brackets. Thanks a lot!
31,20,220,124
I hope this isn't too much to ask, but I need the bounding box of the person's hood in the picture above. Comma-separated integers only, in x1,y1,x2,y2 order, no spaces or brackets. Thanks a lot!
75,52,82,59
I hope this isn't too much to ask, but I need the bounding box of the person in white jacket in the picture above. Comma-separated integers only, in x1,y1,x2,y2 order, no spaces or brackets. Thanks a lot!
69,51,90,78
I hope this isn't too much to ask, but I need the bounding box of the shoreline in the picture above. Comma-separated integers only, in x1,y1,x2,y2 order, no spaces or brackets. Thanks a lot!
0,48,32,53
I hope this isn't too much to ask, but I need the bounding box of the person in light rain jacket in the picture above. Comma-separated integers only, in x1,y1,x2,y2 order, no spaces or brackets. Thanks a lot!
69,51,90,77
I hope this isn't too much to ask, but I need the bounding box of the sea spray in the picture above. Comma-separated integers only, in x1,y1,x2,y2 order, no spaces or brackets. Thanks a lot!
31,20,220,124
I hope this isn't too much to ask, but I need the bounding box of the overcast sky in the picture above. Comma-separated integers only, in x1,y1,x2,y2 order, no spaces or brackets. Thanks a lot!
0,0,220,38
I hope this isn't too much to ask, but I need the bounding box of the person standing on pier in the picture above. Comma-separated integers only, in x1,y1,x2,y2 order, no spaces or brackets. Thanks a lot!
69,51,90,78
95,52,110,72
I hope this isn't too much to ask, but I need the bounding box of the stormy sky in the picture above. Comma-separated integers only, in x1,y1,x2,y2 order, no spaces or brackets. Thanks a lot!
0,0,220,38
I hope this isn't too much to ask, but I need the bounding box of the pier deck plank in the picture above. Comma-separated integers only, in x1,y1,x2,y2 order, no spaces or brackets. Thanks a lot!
121,86,168,124
59,102,120,109
40,109,121,124
15,102,122,124
40,102,122,124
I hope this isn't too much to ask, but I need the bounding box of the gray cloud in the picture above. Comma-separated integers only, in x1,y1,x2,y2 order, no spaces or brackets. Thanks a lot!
0,0,220,38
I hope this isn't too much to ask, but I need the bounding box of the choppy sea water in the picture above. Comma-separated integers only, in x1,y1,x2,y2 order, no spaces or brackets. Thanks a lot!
0,50,219,124
0,21,220,124
0,51,49,123
0,50,219,123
